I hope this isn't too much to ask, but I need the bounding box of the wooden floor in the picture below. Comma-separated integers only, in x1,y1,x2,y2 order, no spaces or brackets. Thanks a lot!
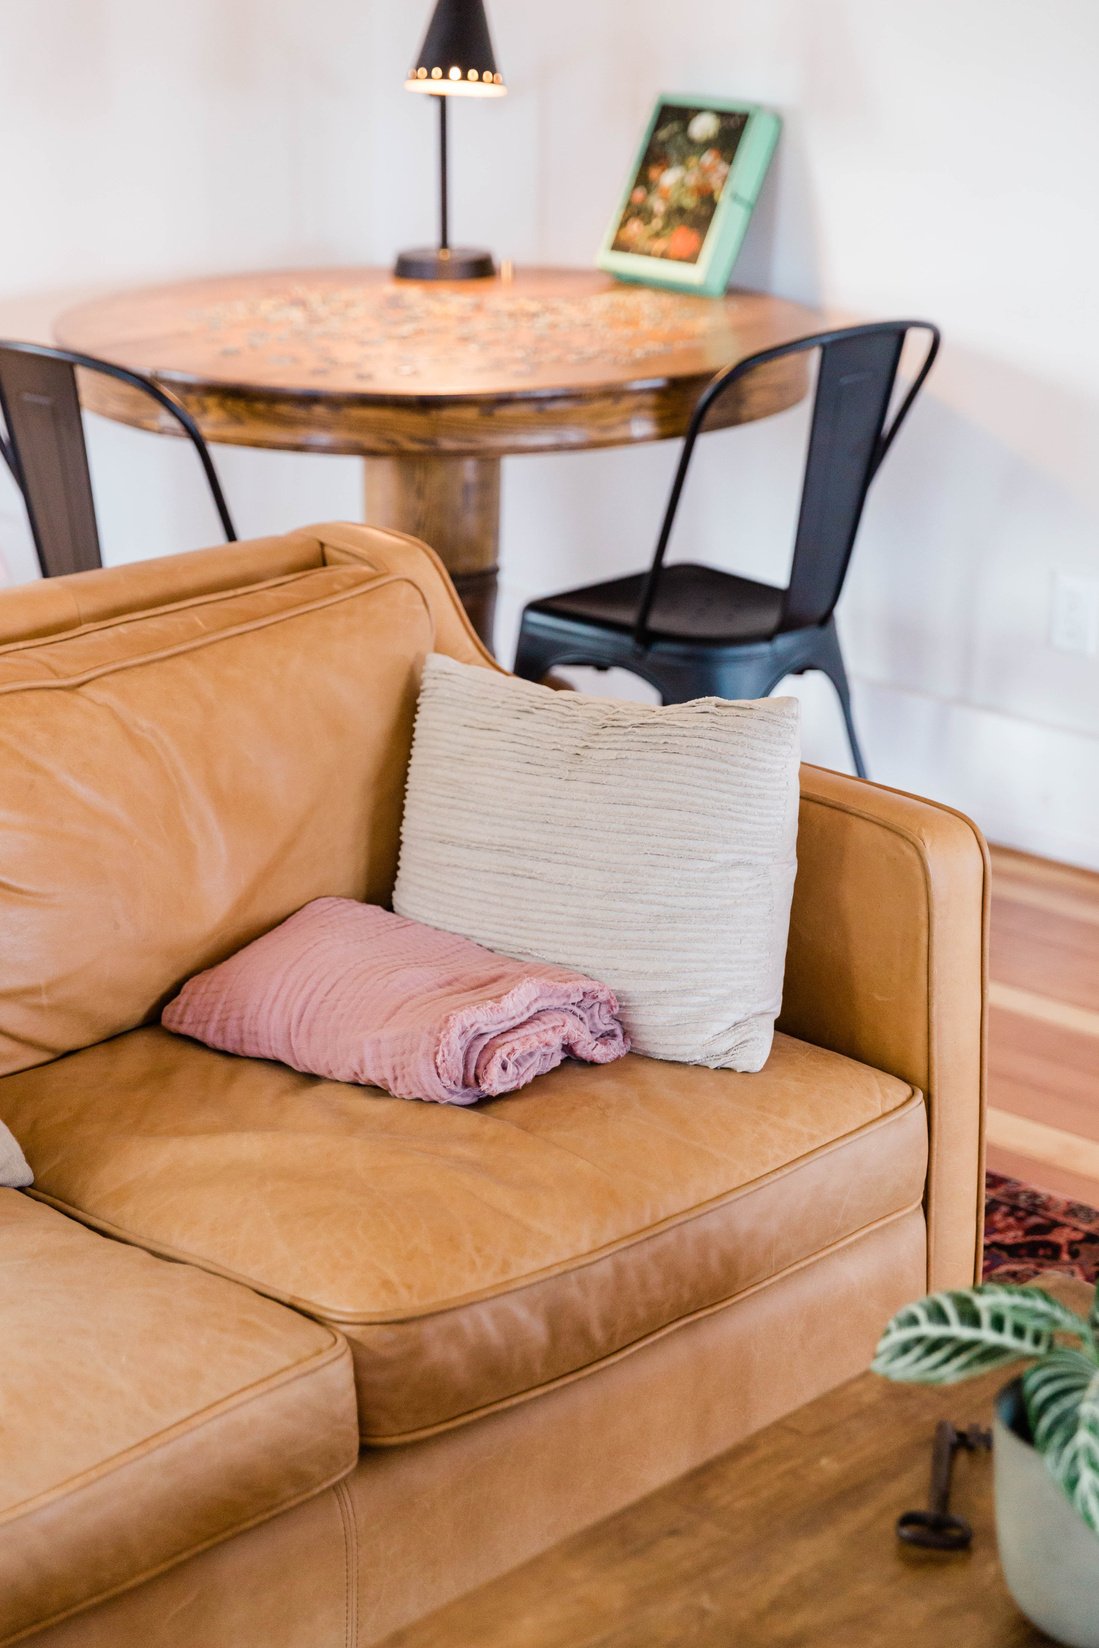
986,846,1099,1205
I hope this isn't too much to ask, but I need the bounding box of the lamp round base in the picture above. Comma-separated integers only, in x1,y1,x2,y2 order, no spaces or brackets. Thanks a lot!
394,247,496,282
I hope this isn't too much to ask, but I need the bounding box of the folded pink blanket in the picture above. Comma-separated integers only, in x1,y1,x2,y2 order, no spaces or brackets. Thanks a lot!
162,899,629,1105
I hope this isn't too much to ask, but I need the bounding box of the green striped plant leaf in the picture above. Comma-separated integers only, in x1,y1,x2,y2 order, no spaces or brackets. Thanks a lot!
872,1286,1087,1386
1089,1283,1099,1348
1024,1348,1099,1538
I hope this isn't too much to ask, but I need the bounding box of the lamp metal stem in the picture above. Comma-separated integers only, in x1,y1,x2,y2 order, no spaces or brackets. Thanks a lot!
394,76,494,280
438,94,449,252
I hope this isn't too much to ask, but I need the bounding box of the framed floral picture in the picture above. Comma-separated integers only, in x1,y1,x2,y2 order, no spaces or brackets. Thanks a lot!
597,96,780,297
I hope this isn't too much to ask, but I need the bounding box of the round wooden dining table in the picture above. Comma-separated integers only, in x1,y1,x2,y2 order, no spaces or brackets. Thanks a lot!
55,267,823,644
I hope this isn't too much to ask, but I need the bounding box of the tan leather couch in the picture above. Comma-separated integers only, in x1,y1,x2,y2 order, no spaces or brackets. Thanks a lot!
0,523,988,1647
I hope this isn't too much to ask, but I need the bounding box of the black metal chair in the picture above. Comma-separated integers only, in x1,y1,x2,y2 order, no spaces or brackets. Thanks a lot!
0,341,237,579
513,320,940,778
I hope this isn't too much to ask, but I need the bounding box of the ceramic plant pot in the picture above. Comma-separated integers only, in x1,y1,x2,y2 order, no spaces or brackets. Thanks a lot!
995,1380,1099,1648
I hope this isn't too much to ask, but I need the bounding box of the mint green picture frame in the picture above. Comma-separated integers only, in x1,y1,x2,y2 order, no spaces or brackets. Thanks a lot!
597,95,781,298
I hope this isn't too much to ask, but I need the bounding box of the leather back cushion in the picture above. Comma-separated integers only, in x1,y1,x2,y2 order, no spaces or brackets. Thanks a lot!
0,566,433,1076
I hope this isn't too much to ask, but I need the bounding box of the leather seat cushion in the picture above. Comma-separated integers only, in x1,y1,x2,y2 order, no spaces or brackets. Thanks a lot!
1,1028,926,1445
0,1191,359,1648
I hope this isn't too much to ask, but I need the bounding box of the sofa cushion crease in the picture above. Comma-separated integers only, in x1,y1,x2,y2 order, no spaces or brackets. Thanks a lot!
20,1085,924,1323
0,1193,360,1648
0,567,418,690
2,1024,925,1443
0,569,324,660
351,1196,928,1446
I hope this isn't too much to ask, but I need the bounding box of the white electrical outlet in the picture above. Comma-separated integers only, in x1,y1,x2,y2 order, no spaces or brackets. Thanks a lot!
1050,572,1099,656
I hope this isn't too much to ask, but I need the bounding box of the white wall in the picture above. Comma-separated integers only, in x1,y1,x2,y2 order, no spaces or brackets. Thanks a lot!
1,0,1096,865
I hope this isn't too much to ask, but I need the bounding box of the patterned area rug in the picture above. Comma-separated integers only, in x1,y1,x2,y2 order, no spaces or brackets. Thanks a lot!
984,1171,1099,1285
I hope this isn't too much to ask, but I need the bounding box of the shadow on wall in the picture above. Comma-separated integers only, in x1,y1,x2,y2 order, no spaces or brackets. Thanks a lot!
849,345,1099,741
731,108,824,309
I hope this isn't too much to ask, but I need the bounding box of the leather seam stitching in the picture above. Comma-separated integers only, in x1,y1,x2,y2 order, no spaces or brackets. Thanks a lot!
0,568,323,657
0,1461,358,1648
358,1201,927,1445
333,1477,358,1648
345,1092,928,1324
796,784,990,1287
0,1333,353,1526
314,522,502,671
23,1088,922,1327
0,572,433,696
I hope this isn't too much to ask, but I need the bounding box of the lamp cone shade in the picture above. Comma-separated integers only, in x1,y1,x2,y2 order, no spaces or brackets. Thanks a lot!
406,0,506,96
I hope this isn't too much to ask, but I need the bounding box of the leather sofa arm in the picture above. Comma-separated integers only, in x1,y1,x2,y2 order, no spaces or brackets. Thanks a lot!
778,764,989,1292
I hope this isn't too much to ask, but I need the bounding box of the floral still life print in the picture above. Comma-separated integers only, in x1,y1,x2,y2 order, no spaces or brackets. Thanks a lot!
611,104,747,265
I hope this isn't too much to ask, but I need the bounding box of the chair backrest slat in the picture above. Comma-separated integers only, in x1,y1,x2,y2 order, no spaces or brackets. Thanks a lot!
632,320,940,645
0,350,102,577
0,341,238,579
781,327,904,631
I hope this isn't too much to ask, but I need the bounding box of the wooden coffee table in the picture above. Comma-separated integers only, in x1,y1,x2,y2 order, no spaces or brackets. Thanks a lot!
381,1276,1086,1647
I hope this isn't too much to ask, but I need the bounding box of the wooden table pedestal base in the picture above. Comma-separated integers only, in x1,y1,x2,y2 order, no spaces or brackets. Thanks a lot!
363,454,500,649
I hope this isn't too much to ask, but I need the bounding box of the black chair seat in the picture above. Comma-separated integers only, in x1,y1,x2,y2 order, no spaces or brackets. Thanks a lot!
530,563,786,645
514,320,942,781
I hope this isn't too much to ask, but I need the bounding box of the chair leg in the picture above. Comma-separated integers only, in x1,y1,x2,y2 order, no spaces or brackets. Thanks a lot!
513,619,645,687
830,671,868,780
813,625,867,779
513,623,569,685
652,651,782,708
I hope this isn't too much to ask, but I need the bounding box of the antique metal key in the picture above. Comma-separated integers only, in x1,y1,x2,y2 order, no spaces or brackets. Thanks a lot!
896,1420,993,1551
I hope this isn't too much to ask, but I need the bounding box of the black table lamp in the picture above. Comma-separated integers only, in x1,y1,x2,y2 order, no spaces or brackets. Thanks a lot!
395,0,506,281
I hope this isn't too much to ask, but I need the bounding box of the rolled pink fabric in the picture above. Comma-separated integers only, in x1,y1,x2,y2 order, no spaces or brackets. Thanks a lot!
162,899,628,1105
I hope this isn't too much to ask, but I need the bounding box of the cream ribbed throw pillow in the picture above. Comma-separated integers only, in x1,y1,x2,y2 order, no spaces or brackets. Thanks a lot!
0,1119,32,1188
393,655,801,1072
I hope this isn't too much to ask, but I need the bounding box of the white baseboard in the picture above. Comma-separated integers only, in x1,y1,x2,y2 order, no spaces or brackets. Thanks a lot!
850,675,1099,872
